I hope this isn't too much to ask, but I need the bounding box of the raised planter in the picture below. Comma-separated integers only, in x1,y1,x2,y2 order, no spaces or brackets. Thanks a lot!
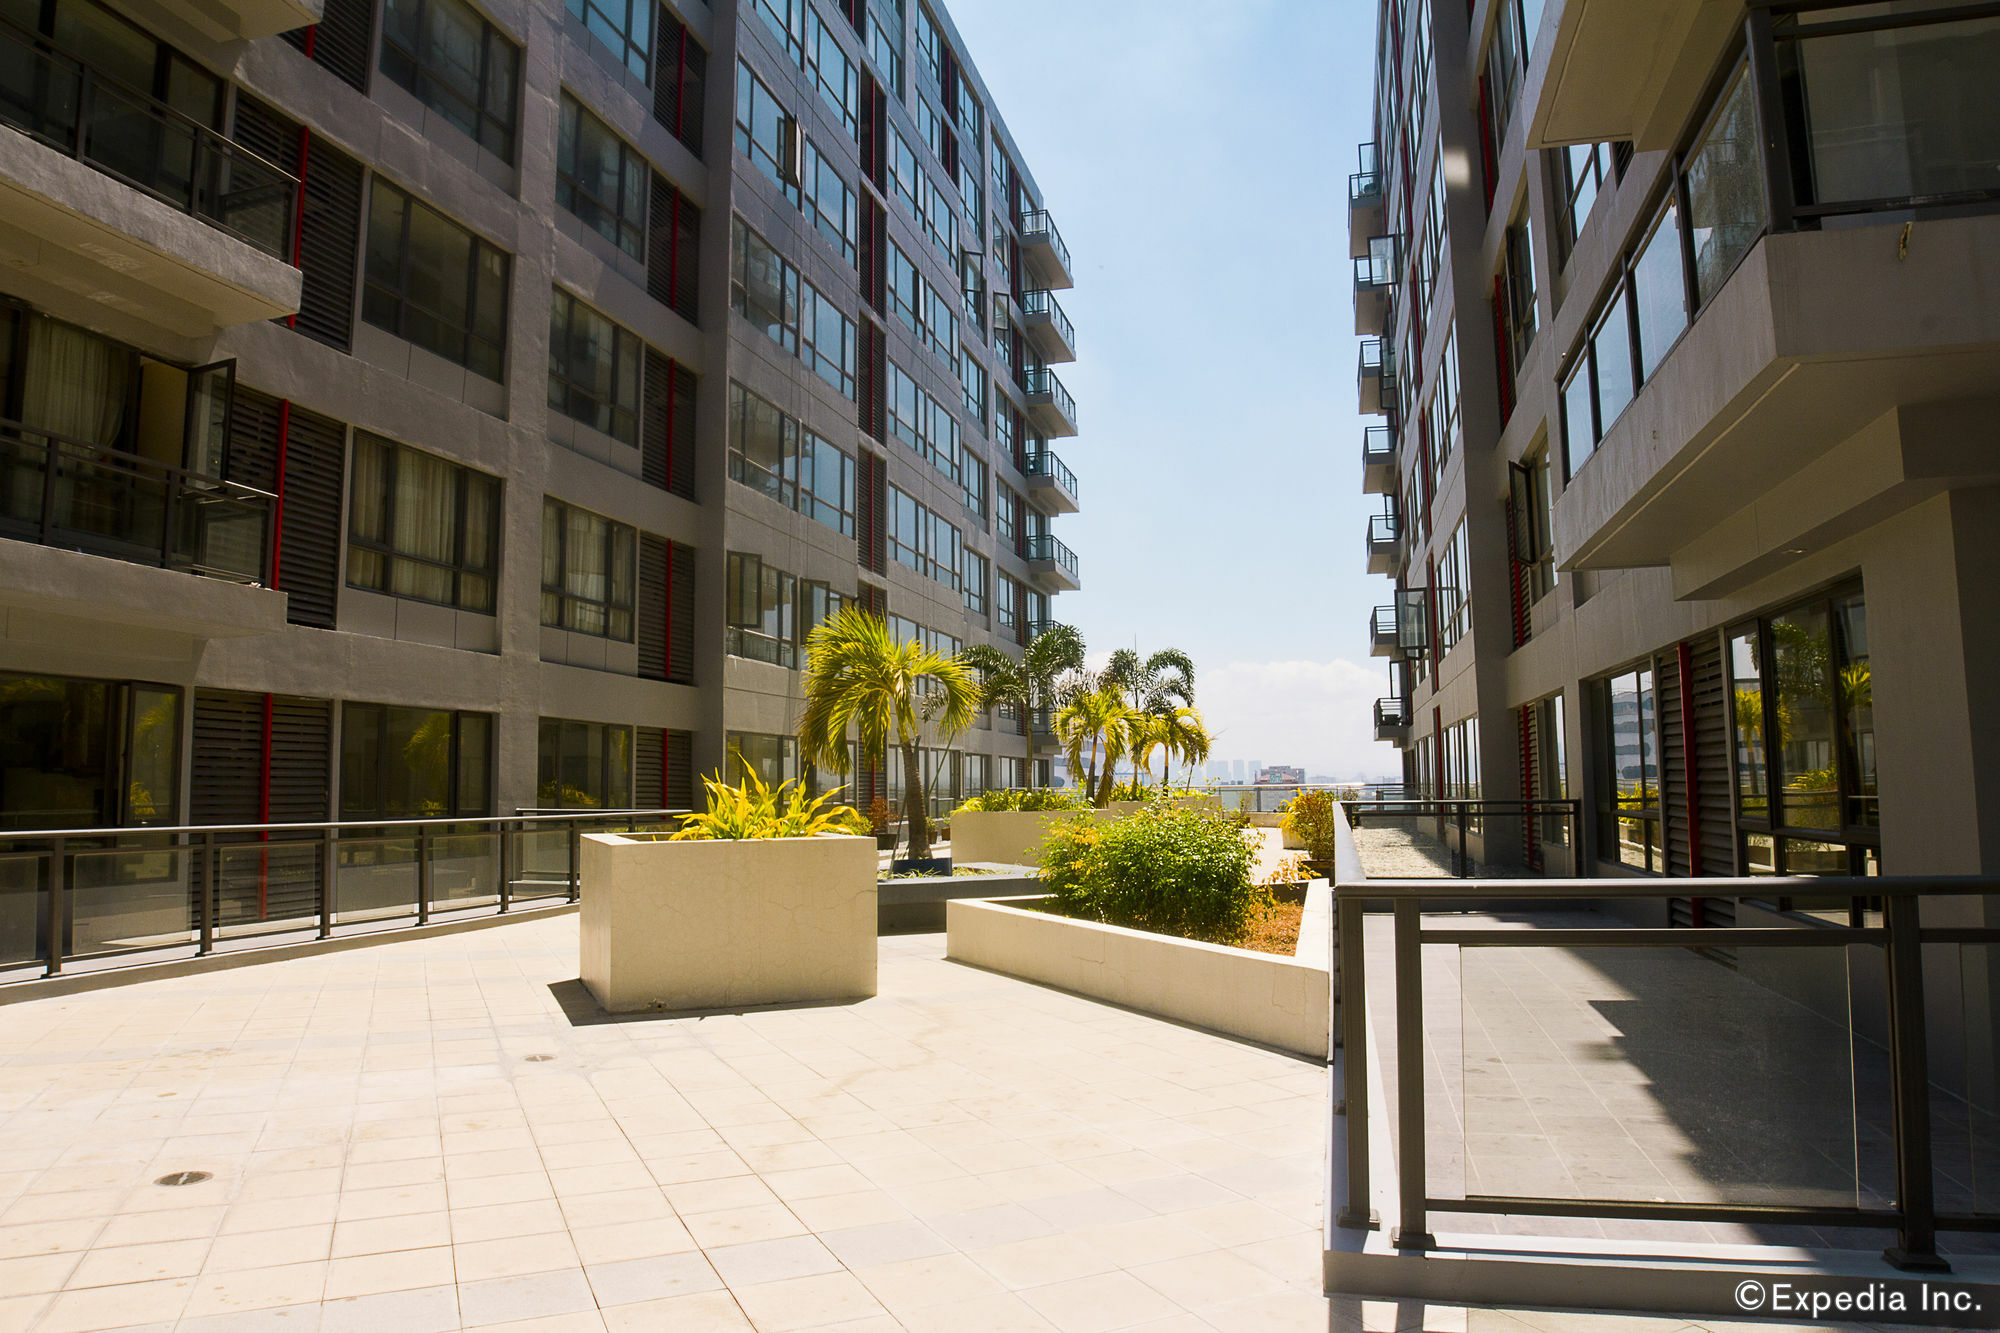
946,894,1330,1059
579,832,877,1012
951,806,1136,866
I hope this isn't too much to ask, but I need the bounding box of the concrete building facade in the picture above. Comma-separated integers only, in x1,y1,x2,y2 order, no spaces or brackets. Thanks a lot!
1355,0,2000,895
0,0,1080,844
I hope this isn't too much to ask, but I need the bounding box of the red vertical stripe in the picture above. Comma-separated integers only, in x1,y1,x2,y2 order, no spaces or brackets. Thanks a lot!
271,399,290,592
302,23,317,57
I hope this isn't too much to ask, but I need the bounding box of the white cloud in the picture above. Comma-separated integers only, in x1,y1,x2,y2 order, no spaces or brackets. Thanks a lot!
1193,658,1402,780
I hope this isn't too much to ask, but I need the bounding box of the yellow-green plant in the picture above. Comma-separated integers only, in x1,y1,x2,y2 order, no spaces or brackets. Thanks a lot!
1281,789,1343,862
670,769,863,841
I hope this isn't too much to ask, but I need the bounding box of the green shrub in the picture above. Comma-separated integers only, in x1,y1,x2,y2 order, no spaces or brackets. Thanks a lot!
1039,803,1266,946
672,771,864,840
956,788,1087,813
1280,789,1343,861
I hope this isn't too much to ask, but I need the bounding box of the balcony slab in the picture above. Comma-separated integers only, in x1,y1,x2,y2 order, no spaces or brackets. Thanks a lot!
0,539,286,640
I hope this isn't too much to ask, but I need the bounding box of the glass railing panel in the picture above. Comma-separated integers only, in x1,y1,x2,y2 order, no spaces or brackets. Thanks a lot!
514,828,576,900
334,836,418,924
1457,940,1861,1211
0,851,38,968
1947,941,1999,1218
213,840,321,937
69,843,190,955
431,832,501,909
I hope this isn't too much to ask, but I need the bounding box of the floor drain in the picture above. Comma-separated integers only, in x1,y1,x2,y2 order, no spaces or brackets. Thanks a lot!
154,1171,211,1187
523,1054,555,1062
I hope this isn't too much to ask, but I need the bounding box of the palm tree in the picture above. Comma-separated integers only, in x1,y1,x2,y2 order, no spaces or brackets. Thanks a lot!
1055,684,1135,806
1104,647,1195,716
797,607,979,861
1174,710,1212,789
961,623,1084,789
1151,707,1208,788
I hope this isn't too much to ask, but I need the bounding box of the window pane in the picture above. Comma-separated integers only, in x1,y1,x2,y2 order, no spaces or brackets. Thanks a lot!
1591,298,1635,434
1685,71,1766,307
1561,357,1595,474
1632,202,1686,380
1730,629,1769,823
1836,594,1875,828
1772,605,1839,831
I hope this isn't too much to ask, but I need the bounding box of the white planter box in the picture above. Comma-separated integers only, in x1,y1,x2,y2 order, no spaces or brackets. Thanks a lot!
951,806,1134,866
946,895,1330,1059
579,832,877,1013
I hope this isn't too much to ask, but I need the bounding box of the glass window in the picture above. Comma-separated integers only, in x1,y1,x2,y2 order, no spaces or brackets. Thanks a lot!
341,704,492,819
1502,211,1537,372
1772,604,1838,833
725,551,797,668
727,732,796,789
565,0,649,80
1556,141,1610,256
540,497,635,640
802,138,857,264
886,485,960,590
734,61,800,205
347,433,500,612
1730,627,1769,823
961,450,987,520
890,129,920,218
548,288,640,444
1590,296,1635,435
801,431,856,536
959,351,985,429
0,674,185,831
1837,593,1875,829
730,216,801,352
557,93,647,259
380,0,520,161
800,282,856,399
868,0,904,93
364,180,511,380
963,550,987,616
754,0,805,62
887,362,959,480
1684,69,1766,307
1601,665,1660,872
914,2,942,86
537,718,632,809
1631,202,1686,380
805,7,857,136
726,381,854,536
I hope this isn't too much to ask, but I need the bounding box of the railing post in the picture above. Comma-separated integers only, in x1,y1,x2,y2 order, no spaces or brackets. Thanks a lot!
416,823,432,926
198,833,215,956
1393,896,1433,1249
43,837,65,978
319,826,334,939
1336,890,1376,1230
568,820,582,902
497,819,513,915
1881,891,1948,1272
39,432,59,544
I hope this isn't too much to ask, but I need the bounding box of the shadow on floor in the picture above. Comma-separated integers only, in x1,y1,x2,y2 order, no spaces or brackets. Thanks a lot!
546,977,870,1027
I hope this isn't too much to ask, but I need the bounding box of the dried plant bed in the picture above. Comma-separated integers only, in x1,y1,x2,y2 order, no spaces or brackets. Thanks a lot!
1030,891,1307,956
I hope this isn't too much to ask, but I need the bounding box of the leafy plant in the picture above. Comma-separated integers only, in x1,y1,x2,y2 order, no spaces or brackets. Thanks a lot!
956,787,1086,813
1281,789,1343,861
962,625,1086,790
1039,802,1266,946
1055,684,1136,806
671,770,864,841
866,796,897,836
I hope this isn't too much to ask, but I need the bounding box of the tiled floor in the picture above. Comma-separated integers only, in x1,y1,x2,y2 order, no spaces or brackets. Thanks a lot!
0,919,1959,1331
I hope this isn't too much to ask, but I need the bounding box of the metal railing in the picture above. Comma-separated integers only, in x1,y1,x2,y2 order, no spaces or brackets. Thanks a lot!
1367,507,1401,550
1354,235,1398,290
1350,142,1382,207
1207,782,1406,814
1373,697,1409,731
1343,797,1583,877
1018,289,1075,353
1015,208,1072,276
0,420,276,583
1359,337,1395,382
1332,857,2000,1269
1362,425,1396,469
1020,618,1056,646
1024,533,1079,582
1023,366,1077,428
1024,444,1078,502
0,810,686,980
1370,603,1399,643
0,16,297,257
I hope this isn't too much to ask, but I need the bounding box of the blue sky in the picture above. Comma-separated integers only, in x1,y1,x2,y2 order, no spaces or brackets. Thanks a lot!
949,0,1397,779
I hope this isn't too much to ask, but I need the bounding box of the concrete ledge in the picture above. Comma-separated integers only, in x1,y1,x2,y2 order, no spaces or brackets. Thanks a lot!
877,867,1038,933
945,895,1330,1061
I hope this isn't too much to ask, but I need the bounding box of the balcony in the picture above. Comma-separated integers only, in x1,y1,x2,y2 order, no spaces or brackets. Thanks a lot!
1357,339,1394,417
1369,605,1400,657
1023,366,1078,438
1525,0,1739,152
0,17,302,336
1017,289,1076,364
1361,424,1398,495
1349,143,1382,259
1020,618,1056,647
1023,445,1078,515
1024,534,1080,592
1372,695,1409,744
1365,504,1402,576
1016,208,1073,291
1352,235,1397,337
1370,588,1428,661
149,0,323,41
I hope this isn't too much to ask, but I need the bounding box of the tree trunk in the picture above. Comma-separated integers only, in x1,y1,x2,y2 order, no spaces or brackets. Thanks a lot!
902,738,932,859
1023,697,1038,789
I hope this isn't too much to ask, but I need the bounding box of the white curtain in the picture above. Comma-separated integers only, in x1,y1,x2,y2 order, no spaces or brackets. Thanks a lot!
22,316,127,446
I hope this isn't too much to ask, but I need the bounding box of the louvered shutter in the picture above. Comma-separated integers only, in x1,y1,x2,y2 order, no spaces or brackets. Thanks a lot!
641,351,698,500
284,0,373,92
858,319,885,441
646,174,700,324
1657,651,1693,877
653,13,706,157
229,95,301,291
1518,704,1539,871
857,453,886,573
668,542,695,683
192,692,263,826
859,194,885,314
636,728,664,808
262,696,331,922
1689,634,1737,878
279,405,345,629
294,137,363,351
666,730,693,808
861,79,886,191
638,535,670,681
228,385,285,493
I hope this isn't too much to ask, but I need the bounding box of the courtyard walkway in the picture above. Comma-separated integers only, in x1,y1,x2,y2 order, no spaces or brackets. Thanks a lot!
0,917,1951,1331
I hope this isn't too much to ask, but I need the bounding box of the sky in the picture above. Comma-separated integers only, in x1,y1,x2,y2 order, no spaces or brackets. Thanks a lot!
948,0,1396,779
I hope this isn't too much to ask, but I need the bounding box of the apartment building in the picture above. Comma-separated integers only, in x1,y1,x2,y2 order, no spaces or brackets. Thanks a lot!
0,0,1082,844
1355,0,2000,890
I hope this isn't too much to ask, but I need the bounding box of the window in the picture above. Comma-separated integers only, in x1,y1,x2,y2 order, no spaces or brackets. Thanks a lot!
347,433,500,612
801,138,857,264
0,673,183,829
537,718,632,809
1509,452,1556,604
727,732,796,788
1559,196,1686,477
726,382,856,535
341,704,492,818
380,0,519,161
914,2,943,86
731,215,800,351
919,172,957,260
1481,0,1537,150
890,129,920,217
963,550,987,616
364,180,510,380
1599,664,1661,872
887,238,960,363
754,0,805,63
726,551,798,667
996,574,1019,634
959,349,986,429
1501,211,1536,373
567,0,649,78
1554,141,1613,258
800,283,856,398
1684,69,1764,307
923,281,959,365
805,8,857,136
548,288,640,444
541,498,635,640
1426,329,1460,480
887,485,961,590
735,61,799,205
961,450,987,520
557,93,646,258
1436,521,1469,653
1728,587,1878,887
868,0,904,92
916,95,947,165
887,362,960,480
995,485,1020,551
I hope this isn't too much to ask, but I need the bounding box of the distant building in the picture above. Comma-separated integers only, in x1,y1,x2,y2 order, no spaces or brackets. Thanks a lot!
1259,765,1305,785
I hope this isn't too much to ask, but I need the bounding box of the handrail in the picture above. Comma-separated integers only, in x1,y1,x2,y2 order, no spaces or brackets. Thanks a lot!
1024,445,1078,500
1362,425,1396,465
0,808,687,843
1370,604,1398,638
1023,366,1077,426
1358,338,1393,375
1015,208,1071,275
1018,289,1075,352
1366,512,1400,545
1024,533,1079,579
1373,696,1409,726
0,14,298,258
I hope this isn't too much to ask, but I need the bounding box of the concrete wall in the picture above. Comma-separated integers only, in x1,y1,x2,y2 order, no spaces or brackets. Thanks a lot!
946,895,1331,1061
578,831,875,1012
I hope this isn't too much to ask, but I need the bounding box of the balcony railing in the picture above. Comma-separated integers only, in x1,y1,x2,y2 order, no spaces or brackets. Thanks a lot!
1016,208,1072,279
1358,338,1396,415
1362,424,1396,469
1366,506,1401,548
1373,697,1410,736
1353,236,1398,292
1017,288,1076,359
1370,604,1399,654
1025,533,1079,582
1021,618,1056,646
1,810,687,979
1023,365,1078,436
1024,444,1077,502
0,16,297,258
1349,141,1382,208
0,420,276,583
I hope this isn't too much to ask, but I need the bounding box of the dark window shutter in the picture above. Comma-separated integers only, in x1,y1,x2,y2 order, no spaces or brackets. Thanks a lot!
860,79,886,191
230,95,302,291
666,730,693,808
861,583,886,618
639,534,670,681
1518,704,1539,871
647,173,700,325
653,12,707,158
278,405,347,630
642,351,698,500
191,691,263,826
294,136,363,352
1689,635,1736,876
843,0,864,35
858,318,885,441
858,452,886,573
636,727,664,807
1658,652,1691,878
668,541,695,683
268,696,332,824
228,385,285,492
284,0,374,93
858,194,885,314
